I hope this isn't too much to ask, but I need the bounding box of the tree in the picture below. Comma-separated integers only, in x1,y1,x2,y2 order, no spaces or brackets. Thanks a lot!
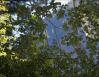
0,0,99,77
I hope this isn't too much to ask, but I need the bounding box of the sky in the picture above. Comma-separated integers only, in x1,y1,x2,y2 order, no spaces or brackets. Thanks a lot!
55,0,71,4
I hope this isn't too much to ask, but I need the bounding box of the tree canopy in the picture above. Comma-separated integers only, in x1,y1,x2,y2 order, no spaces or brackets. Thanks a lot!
0,0,99,77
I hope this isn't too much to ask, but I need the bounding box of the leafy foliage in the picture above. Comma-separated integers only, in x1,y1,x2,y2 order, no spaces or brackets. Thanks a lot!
0,0,99,77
